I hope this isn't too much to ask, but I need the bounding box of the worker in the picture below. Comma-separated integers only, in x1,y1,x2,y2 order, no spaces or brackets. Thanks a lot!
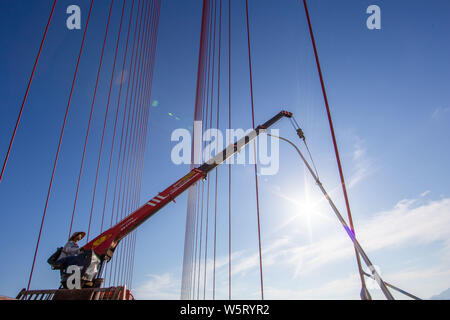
56,232,86,288
57,231,86,263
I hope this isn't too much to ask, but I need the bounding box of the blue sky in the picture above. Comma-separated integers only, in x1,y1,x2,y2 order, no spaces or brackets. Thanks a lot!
1,0,450,299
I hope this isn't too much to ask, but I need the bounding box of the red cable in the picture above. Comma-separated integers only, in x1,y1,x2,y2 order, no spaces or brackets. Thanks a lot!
245,0,264,300
118,0,152,283
97,0,128,233
112,0,144,228
125,4,157,286
127,1,160,284
126,98,148,284
114,0,147,237
117,3,149,285
69,0,115,238
109,0,144,287
119,0,151,282
188,0,210,294
188,0,209,298
203,0,218,299
192,183,201,297
26,0,94,292
133,0,161,289
101,0,135,234
86,0,127,242
104,0,142,284
197,180,205,299
120,18,151,284
202,0,213,142
0,0,57,183
302,0,355,231
213,0,222,300
115,0,150,285
302,0,368,295
196,0,213,300
122,56,146,288
194,0,211,122
118,1,153,284
104,0,139,286
124,0,152,218
228,0,232,301
110,0,143,229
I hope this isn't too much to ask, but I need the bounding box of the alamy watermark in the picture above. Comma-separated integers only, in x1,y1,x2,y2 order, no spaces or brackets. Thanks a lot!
66,5,81,30
66,265,82,289
66,5,381,31
171,121,280,176
366,5,381,30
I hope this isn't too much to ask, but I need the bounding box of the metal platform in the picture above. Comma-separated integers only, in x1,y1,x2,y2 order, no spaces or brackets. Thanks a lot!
16,286,134,300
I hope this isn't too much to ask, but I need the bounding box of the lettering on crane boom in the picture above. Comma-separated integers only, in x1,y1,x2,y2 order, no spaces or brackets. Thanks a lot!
171,170,202,192
120,216,138,232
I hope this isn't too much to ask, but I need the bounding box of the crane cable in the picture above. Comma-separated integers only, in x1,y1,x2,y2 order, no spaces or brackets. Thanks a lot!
362,272,421,300
270,126,420,300
290,117,319,180
267,127,397,300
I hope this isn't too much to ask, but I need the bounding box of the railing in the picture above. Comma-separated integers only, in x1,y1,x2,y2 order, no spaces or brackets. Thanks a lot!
16,286,134,300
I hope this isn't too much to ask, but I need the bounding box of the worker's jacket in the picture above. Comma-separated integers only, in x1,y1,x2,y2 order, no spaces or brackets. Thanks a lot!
57,241,81,261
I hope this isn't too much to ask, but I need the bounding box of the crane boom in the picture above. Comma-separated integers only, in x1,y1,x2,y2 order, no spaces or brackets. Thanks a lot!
83,110,292,261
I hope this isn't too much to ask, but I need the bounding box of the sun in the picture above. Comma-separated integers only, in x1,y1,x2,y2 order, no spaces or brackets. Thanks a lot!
270,173,334,241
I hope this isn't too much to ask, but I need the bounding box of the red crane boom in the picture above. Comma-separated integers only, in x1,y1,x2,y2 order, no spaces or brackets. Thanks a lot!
83,110,293,262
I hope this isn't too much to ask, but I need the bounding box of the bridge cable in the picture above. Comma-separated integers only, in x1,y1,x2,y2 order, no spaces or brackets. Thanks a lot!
104,0,143,287
27,0,94,292
228,0,232,300
128,0,162,288
69,0,115,238
114,0,152,285
0,0,57,183
301,0,372,299
213,0,223,300
203,0,218,300
245,0,264,300
119,0,155,285
109,0,146,287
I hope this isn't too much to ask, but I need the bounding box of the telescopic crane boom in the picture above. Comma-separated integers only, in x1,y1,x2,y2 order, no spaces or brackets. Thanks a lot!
83,110,293,262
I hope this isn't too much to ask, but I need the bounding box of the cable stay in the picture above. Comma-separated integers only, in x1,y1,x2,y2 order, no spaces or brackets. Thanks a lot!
301,0,371,299
13,0,162,299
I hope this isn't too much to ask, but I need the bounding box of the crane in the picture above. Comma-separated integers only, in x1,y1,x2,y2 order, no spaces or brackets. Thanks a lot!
72,110,294,289
18,109,418,300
